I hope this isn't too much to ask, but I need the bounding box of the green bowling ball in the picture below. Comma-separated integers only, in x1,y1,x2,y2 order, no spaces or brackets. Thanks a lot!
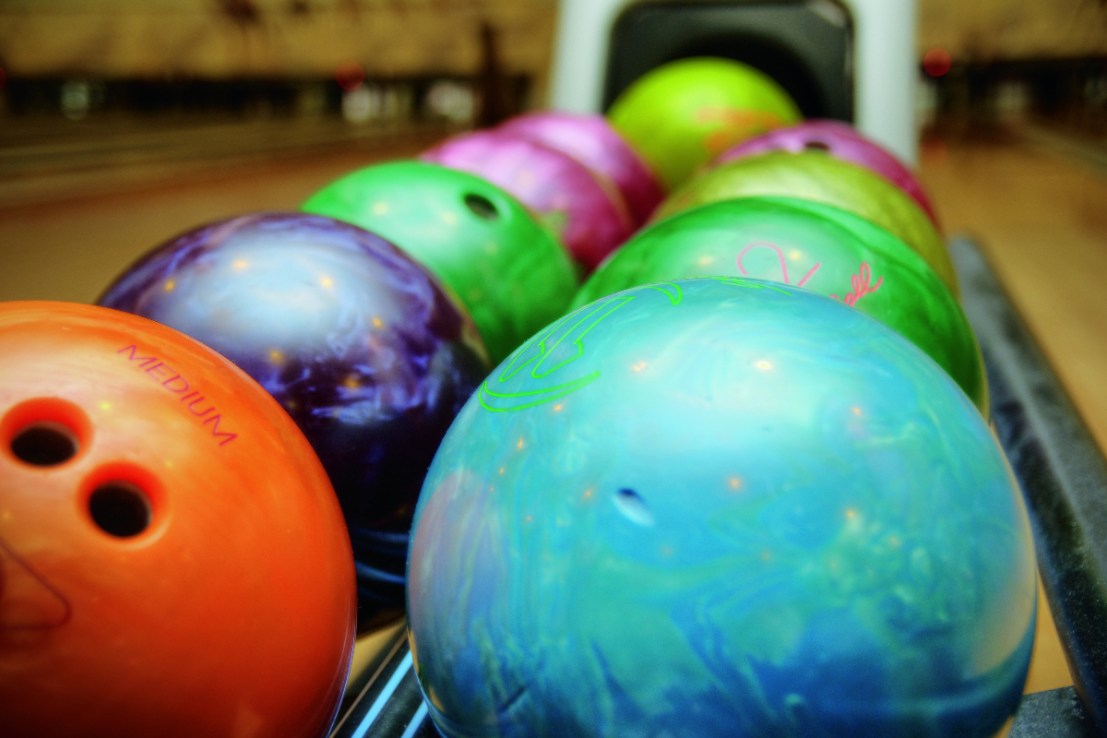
607,57,802,190
654,151,958,294
578,197,987,413
303,160,579,363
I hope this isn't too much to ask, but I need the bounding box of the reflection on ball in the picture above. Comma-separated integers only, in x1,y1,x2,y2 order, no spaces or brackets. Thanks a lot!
577,197,986,413
303,159,578,364
422,129,635,272
408,279,1036,738
653,150,957,293
712,120,941,227
498,110,666,225
98,212,489,624
607,56,802,189
0,301,356,738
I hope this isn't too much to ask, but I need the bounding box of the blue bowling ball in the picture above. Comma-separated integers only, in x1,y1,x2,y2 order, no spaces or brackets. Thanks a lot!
406,277,1036,737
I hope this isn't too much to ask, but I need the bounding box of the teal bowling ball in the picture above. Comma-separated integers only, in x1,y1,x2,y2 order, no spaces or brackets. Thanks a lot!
302,160,579,364
576,197,987,413
407,278,1036,738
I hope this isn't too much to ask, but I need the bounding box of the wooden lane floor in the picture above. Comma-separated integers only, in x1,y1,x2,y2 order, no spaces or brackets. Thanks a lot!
918,124,1107,455
0,114,458,208
917,124,1107,698
0,117,446,303
0,116,1103,700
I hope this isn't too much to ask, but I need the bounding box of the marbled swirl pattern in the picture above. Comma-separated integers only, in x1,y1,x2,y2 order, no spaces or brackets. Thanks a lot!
408,278,1036,738
99,212,489,619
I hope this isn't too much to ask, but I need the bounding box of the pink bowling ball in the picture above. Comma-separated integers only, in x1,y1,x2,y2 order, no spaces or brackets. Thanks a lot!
422,129,635,273
497,111,666,226
713,120,941,228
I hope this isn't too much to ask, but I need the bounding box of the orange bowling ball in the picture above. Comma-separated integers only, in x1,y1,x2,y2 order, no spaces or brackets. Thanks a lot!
0,301,357,738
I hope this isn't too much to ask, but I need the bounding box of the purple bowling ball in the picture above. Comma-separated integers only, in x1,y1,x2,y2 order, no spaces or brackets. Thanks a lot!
497,110,666,226
98,211,490,626
713,120,941,228
422,129,635,273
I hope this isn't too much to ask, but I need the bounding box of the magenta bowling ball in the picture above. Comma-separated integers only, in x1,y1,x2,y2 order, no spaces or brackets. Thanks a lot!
497,110,666,225
422,129,635,272
713,120,941,228
97,211,490,625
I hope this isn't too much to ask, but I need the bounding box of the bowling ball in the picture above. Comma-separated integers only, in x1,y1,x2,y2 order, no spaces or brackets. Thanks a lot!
422,129,635,272
97,212,489,624
653,150,958,293
607,56,802,189
407,279,1036,738
302,159,579,364
0,301,356,738
497,110,666,225
576,197,986,412
712,120,941,227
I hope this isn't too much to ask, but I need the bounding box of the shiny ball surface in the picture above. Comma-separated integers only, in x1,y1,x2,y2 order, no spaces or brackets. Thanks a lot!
302,159,579,364
712,120,941,227
497,110,666,225
408,279,1036,738
654,151,958,293
0,301,356,738
98,212,489,621
422,129,635,272
577,197,986,412
607,56,802,189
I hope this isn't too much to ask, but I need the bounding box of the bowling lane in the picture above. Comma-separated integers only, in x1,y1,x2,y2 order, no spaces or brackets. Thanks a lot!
0,116,447,304
918,127,1107,454
918,126,1107,699
1,116,1103,704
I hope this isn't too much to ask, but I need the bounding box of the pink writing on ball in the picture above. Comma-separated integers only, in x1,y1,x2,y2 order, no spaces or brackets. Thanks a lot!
831,263,884,307
736,241,822,287
116,345,238,446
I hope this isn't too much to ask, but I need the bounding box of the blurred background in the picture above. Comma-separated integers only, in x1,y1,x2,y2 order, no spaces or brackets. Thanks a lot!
0,1,1103,190
0,2,1104,126
0,0,1102,199
0,0,1105,709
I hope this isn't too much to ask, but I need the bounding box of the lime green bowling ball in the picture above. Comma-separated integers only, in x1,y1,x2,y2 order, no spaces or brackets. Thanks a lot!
654,151,958,294
607,57,802,190
578,197,986,412
303,160,579,363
